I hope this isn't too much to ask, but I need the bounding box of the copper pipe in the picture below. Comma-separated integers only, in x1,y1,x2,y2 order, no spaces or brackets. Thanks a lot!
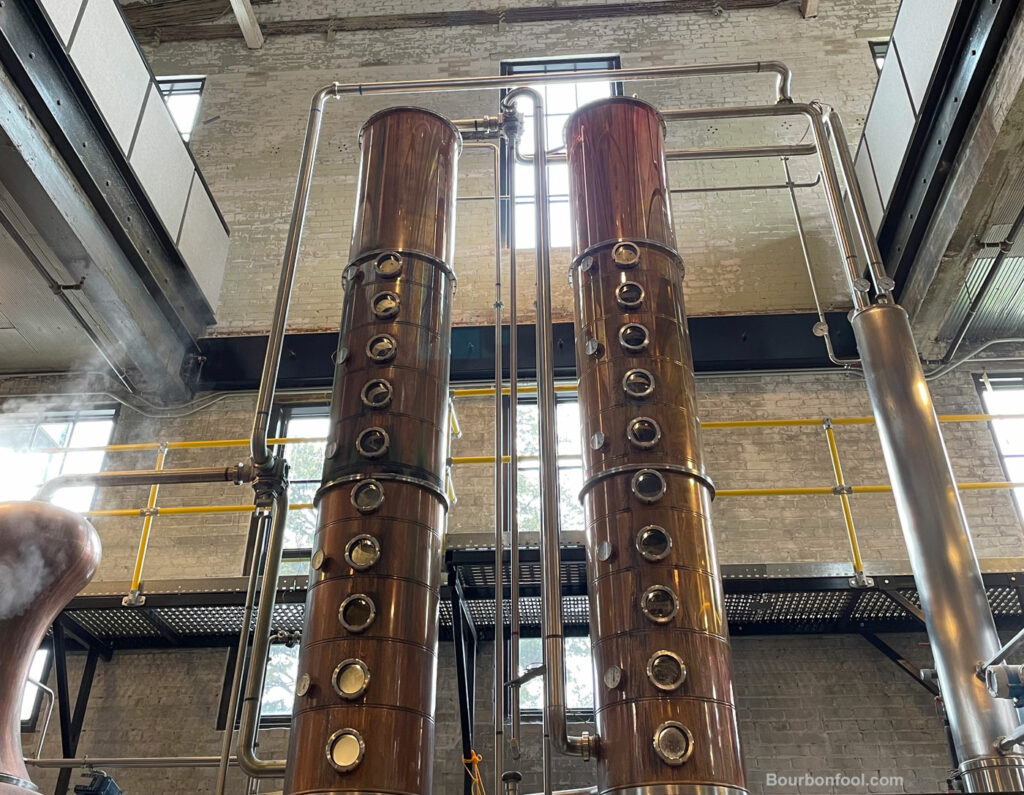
0,503,101,795
283,107,460,795
566,97,745,795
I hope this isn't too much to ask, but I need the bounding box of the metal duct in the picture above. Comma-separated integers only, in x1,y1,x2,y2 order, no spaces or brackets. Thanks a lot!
565,97,746,795
283,107,460,795
0,502,101,795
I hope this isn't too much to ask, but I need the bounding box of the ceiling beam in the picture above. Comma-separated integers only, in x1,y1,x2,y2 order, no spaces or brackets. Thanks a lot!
800,0,819,18
228,0,264,48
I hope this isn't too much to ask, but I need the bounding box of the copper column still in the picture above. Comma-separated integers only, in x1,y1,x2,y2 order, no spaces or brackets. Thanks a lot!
283,107,460,795
0,502,101,795
565,97,746,795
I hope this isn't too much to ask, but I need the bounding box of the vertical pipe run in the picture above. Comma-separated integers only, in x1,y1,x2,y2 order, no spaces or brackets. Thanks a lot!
283,107,460,795
566,97,745,795
851,304,1024,792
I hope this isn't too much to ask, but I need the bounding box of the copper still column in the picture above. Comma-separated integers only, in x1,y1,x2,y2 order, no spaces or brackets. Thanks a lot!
565,97,746,795
0,503,101,795
283,107,460,795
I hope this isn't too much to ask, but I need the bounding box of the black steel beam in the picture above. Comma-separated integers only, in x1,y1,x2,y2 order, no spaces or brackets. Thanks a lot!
53,640,100,795
57,614,113,662
861,631,939,696
879,587,926,625
878,0,1021,296
194,312,859,391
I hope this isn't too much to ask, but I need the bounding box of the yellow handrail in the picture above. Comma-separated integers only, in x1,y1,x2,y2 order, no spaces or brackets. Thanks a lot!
25,413,1024,455
823,422,864,576
86,482,1024,517
129,446,166,593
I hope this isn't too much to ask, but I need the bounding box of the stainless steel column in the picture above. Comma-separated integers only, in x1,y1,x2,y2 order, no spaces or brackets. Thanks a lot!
852,303,1024,792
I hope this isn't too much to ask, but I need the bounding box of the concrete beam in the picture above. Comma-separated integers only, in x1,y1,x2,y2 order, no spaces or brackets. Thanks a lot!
228,0,264,48
800,0,819,19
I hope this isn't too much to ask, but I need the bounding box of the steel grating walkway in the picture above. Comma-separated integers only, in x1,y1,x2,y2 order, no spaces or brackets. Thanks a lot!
52,552,1024,651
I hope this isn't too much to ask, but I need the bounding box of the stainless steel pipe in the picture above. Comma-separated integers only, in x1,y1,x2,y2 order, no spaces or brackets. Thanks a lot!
503,88,591,791
34,465,250,502
852,303,1024,792
28,757,240,769
531,142,818,164
660,102,889,310
237,491,289,778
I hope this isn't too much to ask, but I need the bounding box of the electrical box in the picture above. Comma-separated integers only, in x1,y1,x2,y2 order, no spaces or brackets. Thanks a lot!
73,772,122,795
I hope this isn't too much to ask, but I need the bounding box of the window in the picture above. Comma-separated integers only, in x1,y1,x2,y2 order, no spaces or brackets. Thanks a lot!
870,41,889,74
261,642,300,721
275,405,330,574
157,76,205,141
979,374,1024,514
0,408,116,512
501,56,621,249
515,398,584,534
518,636,593,715
20,649,51,731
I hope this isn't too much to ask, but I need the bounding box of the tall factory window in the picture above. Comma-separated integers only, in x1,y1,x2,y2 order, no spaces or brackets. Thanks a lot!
978,373,1024,514
276,405,330,573
870,41,889,74
500,56,622,249
519,636,594,716
157,76,205,141
515,398,584,534
0,407,115,726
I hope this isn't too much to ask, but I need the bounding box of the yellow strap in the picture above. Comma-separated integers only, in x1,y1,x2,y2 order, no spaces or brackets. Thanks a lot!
462,750,487,795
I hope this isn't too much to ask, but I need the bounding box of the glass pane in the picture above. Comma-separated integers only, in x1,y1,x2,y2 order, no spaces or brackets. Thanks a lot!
518,636,593,711
517,404,540,457
284,416,329,481
20,648,48,722
514,201,537,250
164,93,201,140
284,481,318,549
517,467,541,535
261,643,299,715
546,114,570,150
517,113,536,156
549,202,572,249
556,402,581,455
558,466,584,532
545,82,576,114
576,79,613,105
514,162,535,199
547,163,569,200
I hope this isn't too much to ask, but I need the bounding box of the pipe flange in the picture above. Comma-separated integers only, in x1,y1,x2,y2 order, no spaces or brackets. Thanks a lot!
0,773,40,792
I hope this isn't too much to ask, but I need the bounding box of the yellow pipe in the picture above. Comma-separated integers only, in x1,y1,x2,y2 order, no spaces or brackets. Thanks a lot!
450,384,576,398
823,424,864,574
129,447,166,592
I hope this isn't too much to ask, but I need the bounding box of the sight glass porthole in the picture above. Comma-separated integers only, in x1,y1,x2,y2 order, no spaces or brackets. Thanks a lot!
627,417,661,449
612,241,641,268
345,534,381,571
631,469,666,503
374,252,403,278
355,427,390,459
350,480,385,513
647,650,687,692
616,281,644,309
326,728,365,773
619,323,650,353
641,585,679,624
360,378,393,409
332,659,371,700
338,594,376,633
635,525,672,561
653,721,694,766
623,369,655,399
366,334,397,363
371,291,400,320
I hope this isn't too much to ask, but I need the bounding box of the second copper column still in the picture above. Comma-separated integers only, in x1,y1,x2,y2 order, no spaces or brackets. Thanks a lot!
284,107,461,795
566,97,746,795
